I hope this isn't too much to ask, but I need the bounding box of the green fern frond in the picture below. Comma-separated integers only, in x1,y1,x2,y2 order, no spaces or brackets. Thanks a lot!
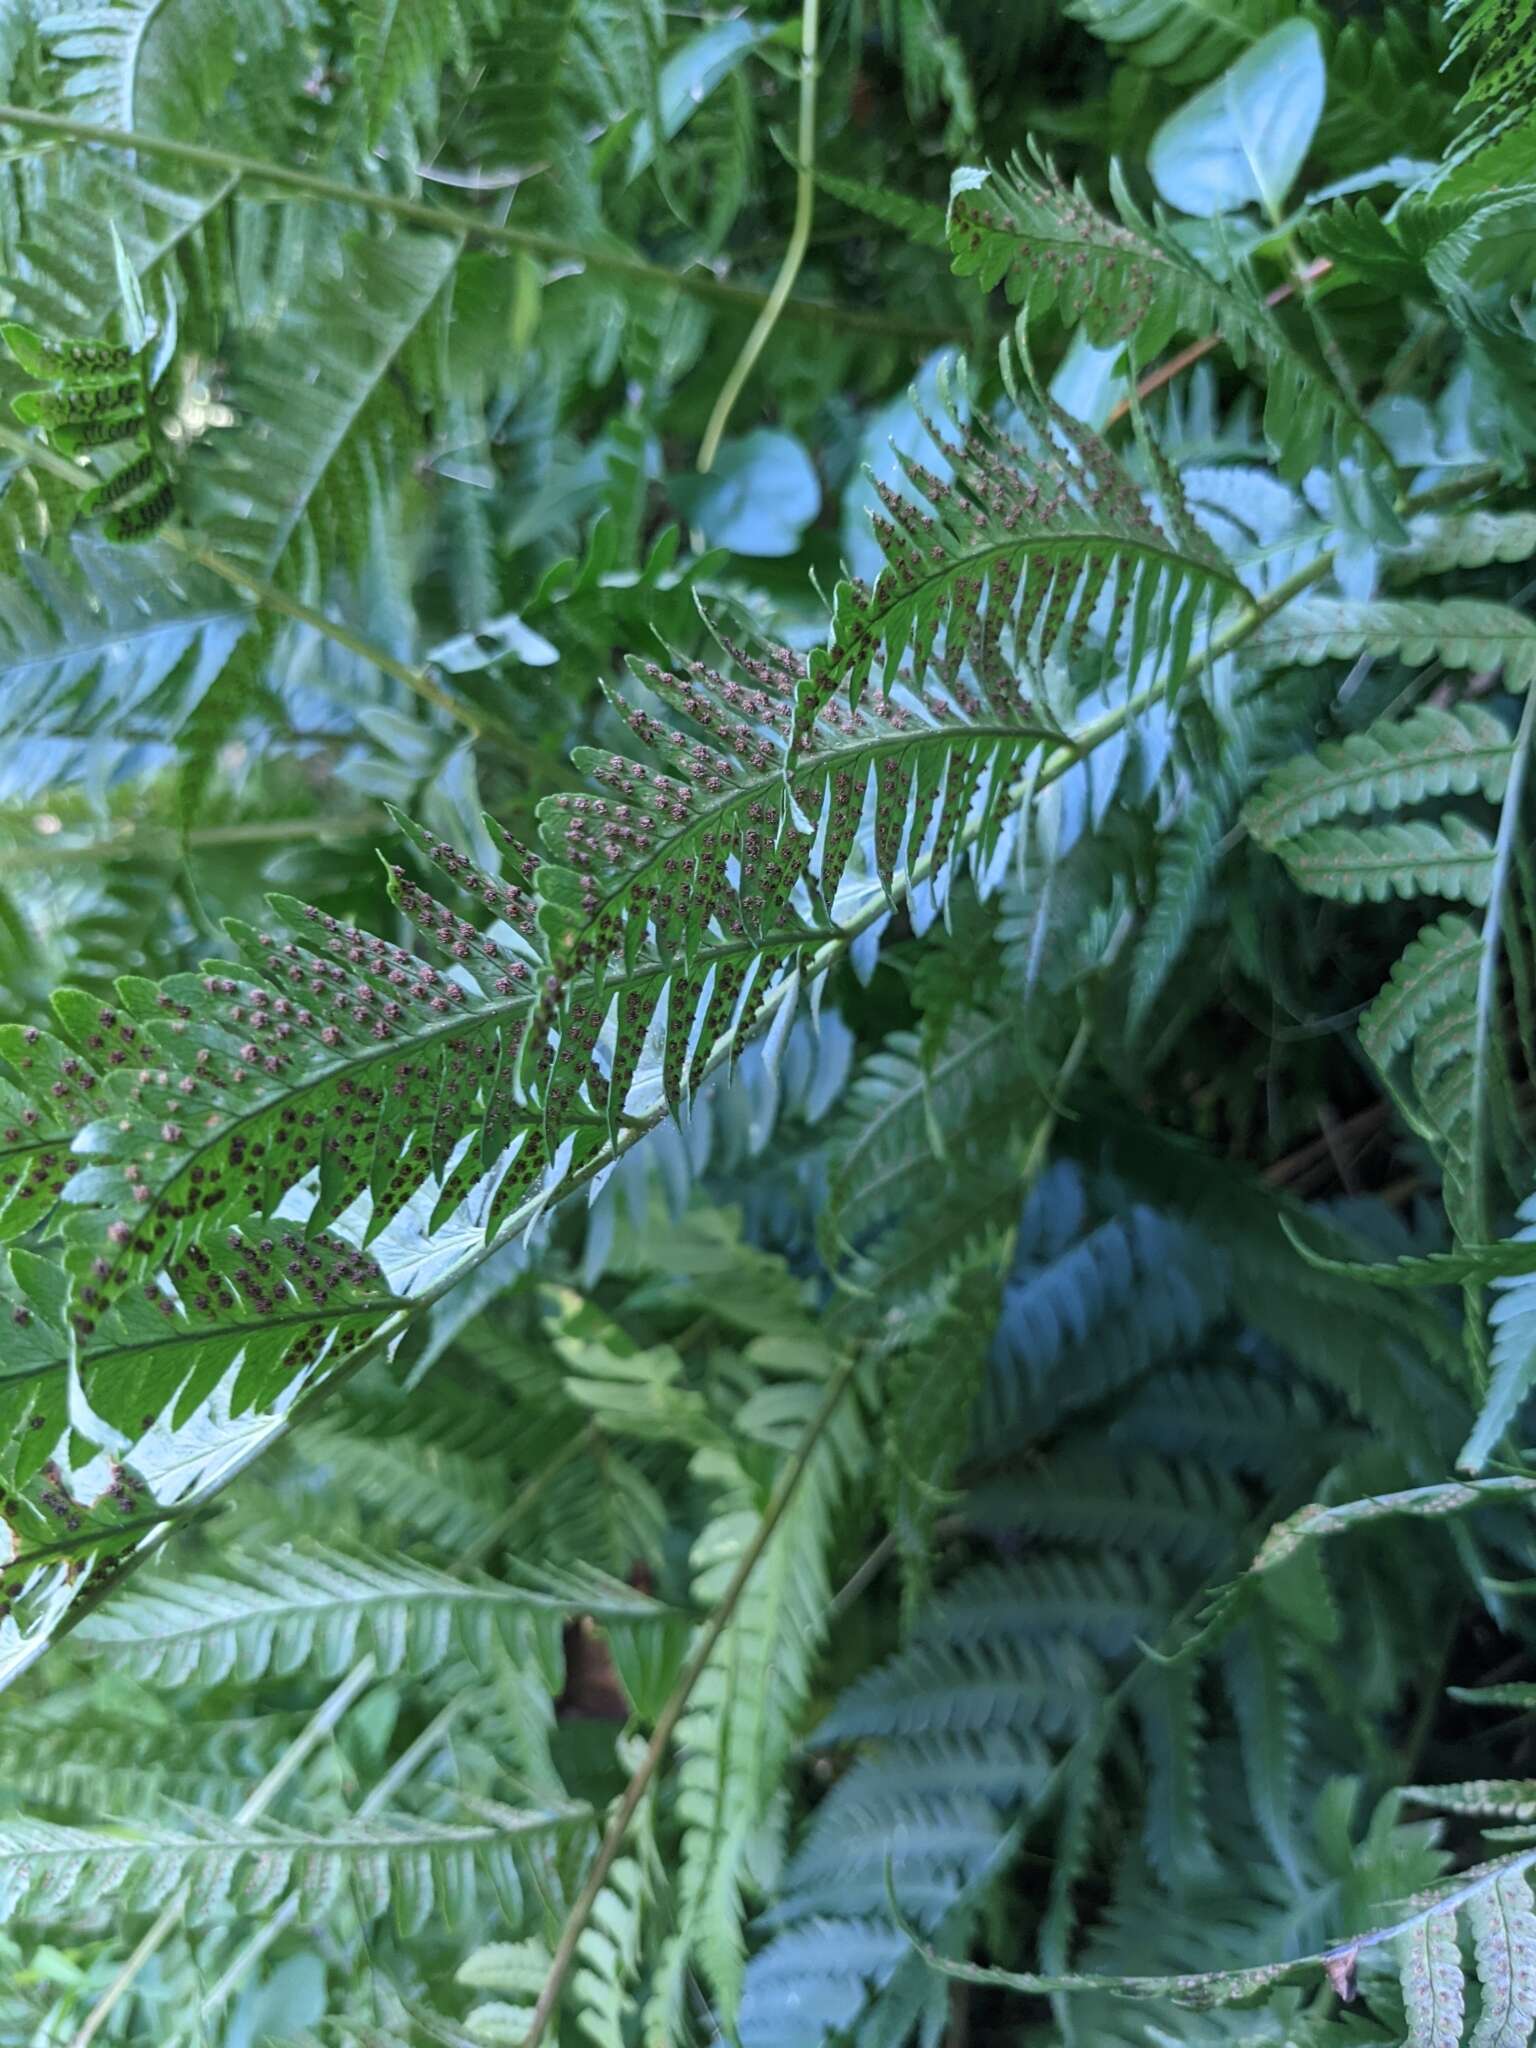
820,1016,1031,1266
1243,598,1536,692
816,1634,1103,1743
1460,1193,1536,1471
946,155,1383,479
966,1451,1246,1567
0,1804,573,1930
1436,0,1536,197
1361,913,1481,1070
796,388,1243,748
191,229,460,589
670,1361,867,2020
351,0,493,141
1,1217,398,1460
75,1543,664,1686
1268,814,1496,906
902,1846,1536,2044
1062,0,1292,84
1245,704,1513,847
1392,510,1536,577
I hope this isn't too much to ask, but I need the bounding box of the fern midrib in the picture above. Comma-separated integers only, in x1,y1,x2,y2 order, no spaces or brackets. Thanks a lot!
0,1293,399,1391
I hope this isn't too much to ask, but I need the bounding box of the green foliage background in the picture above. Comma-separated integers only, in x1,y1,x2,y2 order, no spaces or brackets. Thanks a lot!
5,1,1536,2044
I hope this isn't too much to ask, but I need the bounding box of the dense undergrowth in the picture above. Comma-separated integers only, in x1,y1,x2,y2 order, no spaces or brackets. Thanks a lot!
4,1,1536,2044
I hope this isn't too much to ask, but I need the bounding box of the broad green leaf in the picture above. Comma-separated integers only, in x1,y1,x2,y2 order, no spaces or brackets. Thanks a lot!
1149,19,1326,218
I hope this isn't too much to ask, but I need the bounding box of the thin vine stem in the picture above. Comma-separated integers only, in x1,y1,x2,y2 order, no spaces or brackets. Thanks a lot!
521,1347,861,2047
698,0,820,470
0,104,965,347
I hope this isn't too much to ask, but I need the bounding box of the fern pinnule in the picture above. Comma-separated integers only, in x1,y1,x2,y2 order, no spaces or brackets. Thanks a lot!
1243,597,1536,692
1273,814,1497,907
0,1805,568,1931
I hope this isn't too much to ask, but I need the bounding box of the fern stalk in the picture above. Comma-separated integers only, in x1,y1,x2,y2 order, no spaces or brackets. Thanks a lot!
1468,672,1536,1244
522,1348,861,2047
0,105,966,346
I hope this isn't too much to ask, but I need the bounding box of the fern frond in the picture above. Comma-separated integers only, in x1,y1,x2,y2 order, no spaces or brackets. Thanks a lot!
795,390,1243,746
0,538,250,802
1242,598,1536,692
1436,0,1536,198
946,155,1382,479
75,1543,664,1686
1393,511,1536,577
1062,0,1291,84
192,230,460,589
820,1016,1031,1265
1270,814,1496,906
0,1805,572,1929
351,0,497,144
1361,913,1482,1070
984,1163,1226,1438
670,1359,866,2020
1245,704,1513,847
966,1451,1246,1567
1460,1193,1536,1472
815,1634,1102,1743
1,1218,399,1455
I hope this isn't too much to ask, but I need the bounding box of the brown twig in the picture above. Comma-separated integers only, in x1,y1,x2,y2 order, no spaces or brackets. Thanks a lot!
1105,259,1334,427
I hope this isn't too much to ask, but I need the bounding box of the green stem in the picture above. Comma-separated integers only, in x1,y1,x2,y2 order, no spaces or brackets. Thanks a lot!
0,104,963,347
521,1348,861,2048
1468,672,1536,1244
698,0,820,470
0,813,387,872
170,539,554,777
